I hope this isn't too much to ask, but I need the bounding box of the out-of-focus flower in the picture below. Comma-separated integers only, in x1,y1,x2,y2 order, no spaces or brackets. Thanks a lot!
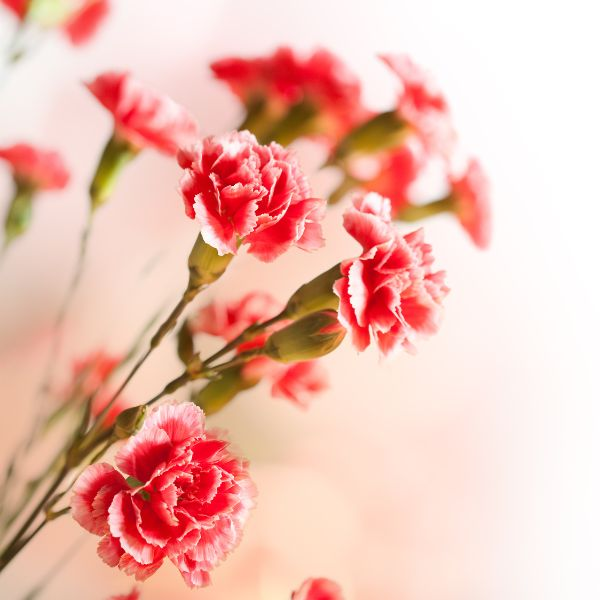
449,158,491,249
211,47,367,144
107,587,139,600
292,577,345,600
1,0,110,46
178,130,325,261
63,0,110,45
334,193,448,355
71,403,255,588
195,292,328,408
87,71,199,156
361,138,425,215
380,54,455,157
0,143,69,191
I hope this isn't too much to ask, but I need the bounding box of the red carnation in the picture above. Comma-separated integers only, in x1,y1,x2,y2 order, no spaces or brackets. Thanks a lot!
178,130,325,262
334,193,449,355
71,403,255,588
0,144,69,191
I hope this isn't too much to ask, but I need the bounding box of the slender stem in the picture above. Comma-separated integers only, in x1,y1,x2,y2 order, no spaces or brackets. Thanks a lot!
0,464,68,573
396,196,454,222
203,311,286,367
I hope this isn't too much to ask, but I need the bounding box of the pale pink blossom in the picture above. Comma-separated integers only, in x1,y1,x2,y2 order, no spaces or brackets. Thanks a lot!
292,577,345,600
334,193,449,355
71,403,255,588
87,72,199,155
380,54,455,157
0,143,69,190
449,158,491,249
178,131,325,261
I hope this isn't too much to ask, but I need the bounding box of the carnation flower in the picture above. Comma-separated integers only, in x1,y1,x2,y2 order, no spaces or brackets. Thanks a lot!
108,588,139,600
211,47,366,143
292,577,345,600
195,292,328,407
71,403,255,588
449,158,491,249
361,138,425,215
380,54,455,157
87,71,199,155
178,130,325,261
1,0,27,19
0,143,69,191
334,193,448,355
62,0,110,46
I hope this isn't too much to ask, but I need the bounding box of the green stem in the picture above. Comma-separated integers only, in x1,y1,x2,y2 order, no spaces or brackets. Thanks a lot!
396,196,454,222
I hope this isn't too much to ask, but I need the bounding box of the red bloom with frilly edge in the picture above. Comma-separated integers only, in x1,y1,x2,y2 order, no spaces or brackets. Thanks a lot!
0,144,69,190
71,403,255,588
178,131,325,261
334,193,449,355
380,54,455,157
292,577,345,600
87,72,199,155
449,158,491,249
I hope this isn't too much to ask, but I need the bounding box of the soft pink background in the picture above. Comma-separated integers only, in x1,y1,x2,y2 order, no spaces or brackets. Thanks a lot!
1,1,599,599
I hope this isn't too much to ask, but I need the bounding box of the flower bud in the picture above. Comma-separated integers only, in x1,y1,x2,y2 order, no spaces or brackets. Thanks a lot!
89,135,138,211
187,232,234,291
332,110,408,163
283,264,341,320
191,366,258,416
114,404,147,439
3,182,34,247
264,310,345,363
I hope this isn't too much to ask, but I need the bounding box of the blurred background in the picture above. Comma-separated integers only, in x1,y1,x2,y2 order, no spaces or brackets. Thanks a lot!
1,0,599,598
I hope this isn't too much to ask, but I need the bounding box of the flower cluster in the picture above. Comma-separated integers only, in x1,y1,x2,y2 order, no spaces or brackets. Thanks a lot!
211,47,367,144
71,403,255,588
178,130,325,261
335,193,449,355
193,291,329,408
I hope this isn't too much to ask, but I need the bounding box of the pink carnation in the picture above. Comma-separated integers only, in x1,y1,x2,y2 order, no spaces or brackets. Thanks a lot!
211,47,366,141
292,577,345,600
363,138,425,215
449,159,491,249
195,292,328,407
63,0,110,45
87,72,199,155
380,54,455,157
0,143,69,190
71,403,255,588
178,130,325,261
334,193,449,355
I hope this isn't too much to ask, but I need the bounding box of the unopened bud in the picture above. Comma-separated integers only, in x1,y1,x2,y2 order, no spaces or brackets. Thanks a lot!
332,110,408,163
187,232,234,290
89,134,138,212
191,366,258,416
264,310,345,363
114,404,147,439
284,264,341,320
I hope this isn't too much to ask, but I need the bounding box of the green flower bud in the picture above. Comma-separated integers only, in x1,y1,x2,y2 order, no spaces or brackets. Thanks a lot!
264,310,345,363
89,135,138,212
284,264,341,320
332,110,409,163
3,181,34,248
191,366,258,416
187,232,234,291
114,404,147,439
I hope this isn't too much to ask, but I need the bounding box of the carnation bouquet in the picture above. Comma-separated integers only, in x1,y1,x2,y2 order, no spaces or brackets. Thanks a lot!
0,3,490,598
